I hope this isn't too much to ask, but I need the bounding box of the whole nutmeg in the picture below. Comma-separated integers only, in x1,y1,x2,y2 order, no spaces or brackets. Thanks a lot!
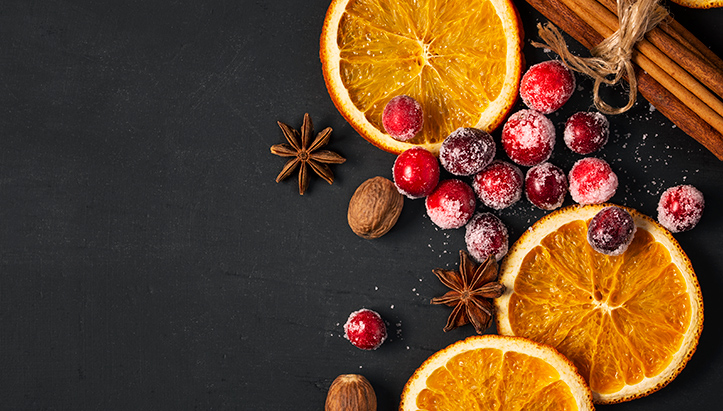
325,374,377,411
348,176,404,239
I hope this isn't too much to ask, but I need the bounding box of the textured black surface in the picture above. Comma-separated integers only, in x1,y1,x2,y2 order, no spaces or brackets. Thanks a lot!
1,0,722,409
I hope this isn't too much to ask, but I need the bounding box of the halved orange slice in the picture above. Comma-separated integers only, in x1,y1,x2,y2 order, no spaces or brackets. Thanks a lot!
320,0,524,155
496,204,704,404
400,335,594,410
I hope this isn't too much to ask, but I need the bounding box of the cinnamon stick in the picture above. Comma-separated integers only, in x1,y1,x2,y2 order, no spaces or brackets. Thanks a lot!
525,0,723,159
598,0,723,79
665,19,723,73
596,0,723,101
558,0,723,138
643,29,723,99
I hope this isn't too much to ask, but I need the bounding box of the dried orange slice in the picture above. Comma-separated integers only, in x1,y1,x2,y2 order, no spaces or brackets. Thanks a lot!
400,335,594,410
320,0,524,155
669,0,722,8
496,204,704,404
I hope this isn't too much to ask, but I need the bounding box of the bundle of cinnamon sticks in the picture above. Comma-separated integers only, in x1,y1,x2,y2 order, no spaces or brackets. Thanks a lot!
526,0,723,160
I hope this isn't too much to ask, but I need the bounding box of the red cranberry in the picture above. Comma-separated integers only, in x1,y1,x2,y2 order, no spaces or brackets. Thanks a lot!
425,179,476,229
382,95,424,142
525,162,568,210
465,212,509,262
439,127,496,176
472,160,523,210
393,147,440,199
657,185,704,233
564,112,609,154
587,206,637,256
343,308,387,350
520,60,576,114
568,157,618,204
501,109,556,166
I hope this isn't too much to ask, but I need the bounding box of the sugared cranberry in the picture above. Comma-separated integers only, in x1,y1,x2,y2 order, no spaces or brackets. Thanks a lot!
520,60,576,114
525,162,568,210
657,185,705,233
382,95,424,142
501,109,556,166
564,112,609,154
568,157,618,204
393,147,440,199
472,160,523,210
439,127,496,176
587,206,636,256
465,212,509,262
425,179,476,229
344,308,387,350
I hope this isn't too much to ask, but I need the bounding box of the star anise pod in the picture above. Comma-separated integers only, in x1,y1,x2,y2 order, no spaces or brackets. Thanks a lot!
431,250,506,334
270,113,346,195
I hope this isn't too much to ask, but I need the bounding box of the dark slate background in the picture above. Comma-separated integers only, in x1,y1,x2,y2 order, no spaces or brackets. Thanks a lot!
0,0,721,409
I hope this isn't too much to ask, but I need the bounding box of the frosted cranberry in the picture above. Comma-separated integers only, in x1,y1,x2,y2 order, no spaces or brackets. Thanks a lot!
426,179,476,229
439,127,496,176
564,112,609,154
520,60,576,114
587,206,636,256
502,110,556,166
344,308,387,350
472,161,523,210
657,185,705,233
568,157,618,204
382,95,424,142
525,162,568,210
465,212,509,262
393,147,440,199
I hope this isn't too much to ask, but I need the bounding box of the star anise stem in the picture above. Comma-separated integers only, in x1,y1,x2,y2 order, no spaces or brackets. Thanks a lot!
269,143,297,157
311,150,345,164
308,160,333,185
309,126,332,152
301,113,313,149
475,282,505,299
444,302,469,332
275,158,300,183
277,121,301,151
298,161,309,195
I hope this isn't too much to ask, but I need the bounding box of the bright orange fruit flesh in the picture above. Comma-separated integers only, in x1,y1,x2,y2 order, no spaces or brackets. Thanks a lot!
417,348,579,410
508,220,691,396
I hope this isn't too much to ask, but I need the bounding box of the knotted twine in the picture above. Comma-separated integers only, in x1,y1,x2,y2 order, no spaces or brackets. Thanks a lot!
532,0,669,114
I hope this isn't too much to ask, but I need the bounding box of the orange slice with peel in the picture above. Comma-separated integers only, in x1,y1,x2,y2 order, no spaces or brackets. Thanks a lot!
400,335,594,410
320,0,524,155
669,0,722,8
496,204,703,404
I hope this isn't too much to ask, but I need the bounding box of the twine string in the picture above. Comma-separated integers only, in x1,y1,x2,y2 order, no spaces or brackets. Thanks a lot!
531,0,669,114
